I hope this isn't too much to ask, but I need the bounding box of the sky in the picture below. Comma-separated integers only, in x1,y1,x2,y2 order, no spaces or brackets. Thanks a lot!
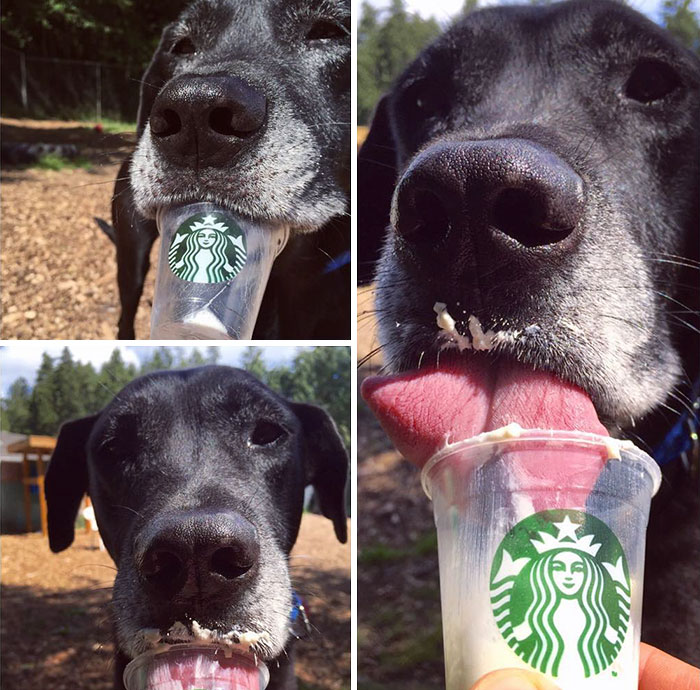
365,0,685,24
0,344,306,397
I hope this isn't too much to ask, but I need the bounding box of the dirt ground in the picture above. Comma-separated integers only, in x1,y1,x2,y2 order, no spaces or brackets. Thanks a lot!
0,513,350,690
1,118,155,339
357,288,444,690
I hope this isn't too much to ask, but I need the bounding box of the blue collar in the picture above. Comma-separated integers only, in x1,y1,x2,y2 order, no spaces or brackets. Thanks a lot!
289,591,311,639
652,377,700,469
323,250,351,274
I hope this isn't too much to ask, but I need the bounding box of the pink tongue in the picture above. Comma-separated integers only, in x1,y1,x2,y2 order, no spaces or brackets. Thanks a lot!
149,652,259,690
361,358,609,509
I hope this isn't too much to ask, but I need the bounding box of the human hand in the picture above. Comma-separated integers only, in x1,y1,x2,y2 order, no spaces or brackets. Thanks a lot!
467,644,700,690
639,643,700,690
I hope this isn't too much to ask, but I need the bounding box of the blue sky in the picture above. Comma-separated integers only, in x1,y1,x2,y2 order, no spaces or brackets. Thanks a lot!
365,0,694,24
0,344,305,397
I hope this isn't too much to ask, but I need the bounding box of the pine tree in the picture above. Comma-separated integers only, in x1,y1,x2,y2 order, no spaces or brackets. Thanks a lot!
0,378,32,433
29,353,59,435
240,347,269,383
663,0,700,53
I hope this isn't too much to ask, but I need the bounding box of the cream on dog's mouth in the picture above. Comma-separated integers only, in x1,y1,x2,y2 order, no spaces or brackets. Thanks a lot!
433,301,502,351
133,621,273,658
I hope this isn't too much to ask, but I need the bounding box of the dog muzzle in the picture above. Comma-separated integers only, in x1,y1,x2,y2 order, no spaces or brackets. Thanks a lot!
150,203,288,339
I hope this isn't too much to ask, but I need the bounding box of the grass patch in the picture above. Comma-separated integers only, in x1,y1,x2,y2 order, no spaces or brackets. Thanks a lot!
35,153,93,171
83,117,136,134
359,543,407,565
360,530,437,565
379,623,443,670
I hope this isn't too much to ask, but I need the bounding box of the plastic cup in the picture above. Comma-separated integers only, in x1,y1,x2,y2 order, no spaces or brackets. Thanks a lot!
123,644,270,690
150,203,289,339
420,428,661,690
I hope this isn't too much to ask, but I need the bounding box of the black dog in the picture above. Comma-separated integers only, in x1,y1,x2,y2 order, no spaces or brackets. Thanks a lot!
45,366,348,690
104,0,350,339
360,0,699,663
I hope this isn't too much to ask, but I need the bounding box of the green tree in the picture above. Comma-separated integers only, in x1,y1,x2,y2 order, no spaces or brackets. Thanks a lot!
95,349,137,409
1,0,188,65
358,0,441,124
240,347,270,382
28,353,59,435
140,347,175,374
0,377,32,433
287,347,351,447
663,0,700,53
51,347,87,423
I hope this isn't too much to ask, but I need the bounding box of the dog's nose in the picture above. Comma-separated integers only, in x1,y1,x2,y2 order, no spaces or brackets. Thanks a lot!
137,512,260,600
394,139,584,249
149,73,267,167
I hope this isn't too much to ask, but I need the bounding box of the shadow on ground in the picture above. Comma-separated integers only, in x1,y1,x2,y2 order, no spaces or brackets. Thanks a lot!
1,582,116,690
357,364,445,690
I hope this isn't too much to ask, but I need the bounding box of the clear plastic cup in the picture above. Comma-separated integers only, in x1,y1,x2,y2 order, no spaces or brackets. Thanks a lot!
150,203,289,339
123,644,270,690
421,428,661,690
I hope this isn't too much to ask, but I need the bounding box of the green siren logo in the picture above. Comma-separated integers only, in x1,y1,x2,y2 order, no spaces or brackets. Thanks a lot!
168,213,247,283
490,510,630,679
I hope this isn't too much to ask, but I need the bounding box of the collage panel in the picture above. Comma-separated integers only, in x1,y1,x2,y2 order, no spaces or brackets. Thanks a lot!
1,0,350,341
0,344,350,690
357,1,699,690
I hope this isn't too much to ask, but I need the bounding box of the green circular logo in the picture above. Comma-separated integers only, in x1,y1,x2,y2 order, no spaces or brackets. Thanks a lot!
168,212,247,283
490,509,630,679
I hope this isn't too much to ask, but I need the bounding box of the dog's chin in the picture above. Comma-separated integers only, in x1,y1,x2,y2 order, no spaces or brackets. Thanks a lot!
130,175,347,233
130,124,347,232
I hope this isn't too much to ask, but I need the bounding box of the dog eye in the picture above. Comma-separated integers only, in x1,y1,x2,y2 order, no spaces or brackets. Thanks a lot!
170,37,197,55
401,79,450,120
306,18,350,41
625,59,682,104
249,420,288,446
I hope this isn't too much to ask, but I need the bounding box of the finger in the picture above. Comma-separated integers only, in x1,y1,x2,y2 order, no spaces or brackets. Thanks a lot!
469,668,561,690
639,643,700,690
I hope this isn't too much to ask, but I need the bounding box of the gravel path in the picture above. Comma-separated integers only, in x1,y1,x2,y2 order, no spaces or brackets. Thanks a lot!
1,513,350,690
1,118,155,339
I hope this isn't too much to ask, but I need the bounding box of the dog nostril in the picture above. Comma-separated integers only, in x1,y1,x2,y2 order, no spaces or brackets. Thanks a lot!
151,109,182,137
399,188,451,244
492,187,571,248
209,107,259,138
210,547,254,580
142,548,185,589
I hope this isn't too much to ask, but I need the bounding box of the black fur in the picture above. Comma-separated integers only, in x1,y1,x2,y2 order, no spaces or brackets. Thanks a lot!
45,366,348,689
359,0,699,663
110,0,350,339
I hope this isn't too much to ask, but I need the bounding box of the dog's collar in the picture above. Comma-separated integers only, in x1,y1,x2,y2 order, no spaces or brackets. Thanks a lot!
323,250,351,274
289,591,312,640
652,377,700,473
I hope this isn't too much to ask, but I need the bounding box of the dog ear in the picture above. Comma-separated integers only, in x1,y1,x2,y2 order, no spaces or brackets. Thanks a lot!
45,414,99,553
291,402,348,543
136,26,174,136
358,95,398,285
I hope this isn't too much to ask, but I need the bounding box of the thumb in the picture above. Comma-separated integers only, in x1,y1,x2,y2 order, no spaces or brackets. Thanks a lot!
469,669,561,690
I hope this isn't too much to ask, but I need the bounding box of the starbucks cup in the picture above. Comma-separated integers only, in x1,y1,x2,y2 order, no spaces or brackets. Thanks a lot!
150,203,289,339
123,644,269,690
421,428,661,690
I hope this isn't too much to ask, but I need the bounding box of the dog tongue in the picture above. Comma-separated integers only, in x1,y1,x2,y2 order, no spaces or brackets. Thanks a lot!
361,358,608,469
144,650,261,690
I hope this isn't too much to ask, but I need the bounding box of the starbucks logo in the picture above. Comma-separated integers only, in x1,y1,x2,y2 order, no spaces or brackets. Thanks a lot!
168,213,247,283
490,510,630,679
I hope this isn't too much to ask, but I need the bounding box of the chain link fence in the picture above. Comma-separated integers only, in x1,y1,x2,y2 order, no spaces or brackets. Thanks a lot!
1,46,145,122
